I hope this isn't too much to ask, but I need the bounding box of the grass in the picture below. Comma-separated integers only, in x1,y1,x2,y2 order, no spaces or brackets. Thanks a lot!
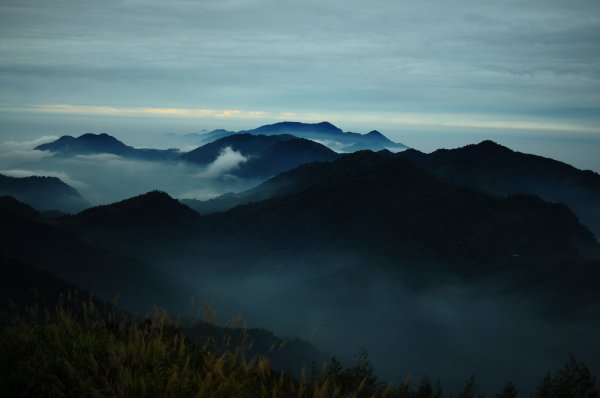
1,293,598,397
0,295,388,398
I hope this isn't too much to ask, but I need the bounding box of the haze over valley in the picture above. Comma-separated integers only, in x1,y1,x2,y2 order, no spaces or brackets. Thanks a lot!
2,121,600,396
2,1,600,397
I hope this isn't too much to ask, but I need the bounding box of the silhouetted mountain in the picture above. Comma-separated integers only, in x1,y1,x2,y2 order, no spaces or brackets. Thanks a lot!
397,140,600,238
0,255,332,374
0,173,90,213
163,129,236,149
0,195,183,312
76,153,600,300
183,322,332,375
36,133,180,161
198,152,598,270
66,191,202,261
242,121,407,152
0,255,128,323
74,190,200,228
180,133,339,179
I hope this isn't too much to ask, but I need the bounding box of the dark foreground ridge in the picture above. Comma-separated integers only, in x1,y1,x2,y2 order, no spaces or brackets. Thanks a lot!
1,256,598,397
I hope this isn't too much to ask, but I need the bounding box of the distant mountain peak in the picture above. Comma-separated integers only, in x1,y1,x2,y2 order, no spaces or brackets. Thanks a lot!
314,121,340,130
79,132,117,140
473,140,510,151
477,139,499,146
251,121,344,136
75,190,200,227
36,133,179,161
240,121,407,152
366,130,383,137
180,133,338,179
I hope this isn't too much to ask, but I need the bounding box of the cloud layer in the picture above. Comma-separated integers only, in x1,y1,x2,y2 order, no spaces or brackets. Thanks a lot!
0,139,258,205
0,1,599,170
1,0,599,118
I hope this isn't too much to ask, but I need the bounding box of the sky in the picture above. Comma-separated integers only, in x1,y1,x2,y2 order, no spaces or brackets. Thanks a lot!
1,0,600,170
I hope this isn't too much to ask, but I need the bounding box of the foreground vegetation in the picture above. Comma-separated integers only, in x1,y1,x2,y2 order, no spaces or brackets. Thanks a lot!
0,297,598,398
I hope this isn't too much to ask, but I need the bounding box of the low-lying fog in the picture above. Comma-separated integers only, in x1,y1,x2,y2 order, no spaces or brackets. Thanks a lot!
2,134,599,396
0,136,259,205
174,265,600,396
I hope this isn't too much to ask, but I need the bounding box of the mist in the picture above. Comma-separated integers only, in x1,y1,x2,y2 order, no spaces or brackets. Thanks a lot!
0,137,259,206
2,132,599,396
153,253,600,396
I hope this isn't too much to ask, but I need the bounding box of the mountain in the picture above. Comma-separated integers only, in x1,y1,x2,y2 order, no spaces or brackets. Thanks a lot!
180,133,339,179
74,190,200,228
242,121,407,152
195,152,598,273
0,173,90,213
180,150,390,214
0,255,128,324
36,133,180,161
0,195,183,312
163,129,236,149
74,153,600,291
397,140,600,238
0,255,332,374
65,191,202,262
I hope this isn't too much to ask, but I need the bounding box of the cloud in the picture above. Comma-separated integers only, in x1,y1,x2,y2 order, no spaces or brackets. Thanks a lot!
1,0,599,122
199,146,247,178
26,104,267,120
310,139,354,153
0,168,86,189
0,136,57,164
178,188,221,201
0,137,257,205
74,153,124,161
1,136,58,150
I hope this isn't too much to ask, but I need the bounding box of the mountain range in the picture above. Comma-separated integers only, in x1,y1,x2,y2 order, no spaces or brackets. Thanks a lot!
180,133,339,178
239,121,408,152
34,127,345,180
397,140,600,238
6,130,600,391
37,122,406,163
5,145,599,305
0,173,90,213
163,121,408,153
48,152,598,295
185,140,600,241
36,133,180,161
0,254,331,374
0,195,181,312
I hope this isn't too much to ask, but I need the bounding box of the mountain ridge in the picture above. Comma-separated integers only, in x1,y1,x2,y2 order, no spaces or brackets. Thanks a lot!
36,133,180,161
398,140,600,237
0,173,90,213
180,133,339,179
240,121,407,152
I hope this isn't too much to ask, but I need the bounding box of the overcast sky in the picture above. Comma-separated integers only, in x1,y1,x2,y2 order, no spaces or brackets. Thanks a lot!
1,0,600,169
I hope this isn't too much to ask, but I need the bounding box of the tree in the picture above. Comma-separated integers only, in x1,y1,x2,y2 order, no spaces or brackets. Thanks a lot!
452,375,484,398
415,376,434,398
495,382,518,398
535,373,554,398
347,347,379,397
534,356,599,398
553,356,599,398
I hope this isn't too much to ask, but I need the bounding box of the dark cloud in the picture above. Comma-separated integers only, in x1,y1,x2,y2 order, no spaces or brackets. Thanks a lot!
1,0,599,113
0,0,599,171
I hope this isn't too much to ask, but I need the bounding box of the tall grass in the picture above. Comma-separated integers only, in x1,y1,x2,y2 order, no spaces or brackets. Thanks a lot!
1,293,598,397
0,294,389,398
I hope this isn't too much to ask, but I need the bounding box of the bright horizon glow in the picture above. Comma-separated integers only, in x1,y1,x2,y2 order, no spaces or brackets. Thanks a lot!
2,104,597,135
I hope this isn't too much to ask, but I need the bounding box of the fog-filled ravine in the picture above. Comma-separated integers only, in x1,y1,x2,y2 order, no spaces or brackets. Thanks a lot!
1,122,600,396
